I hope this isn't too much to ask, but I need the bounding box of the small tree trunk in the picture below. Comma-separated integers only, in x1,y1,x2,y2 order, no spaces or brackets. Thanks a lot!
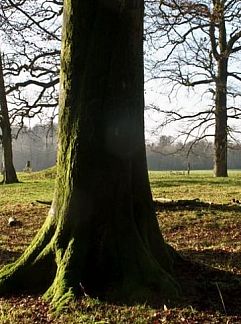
0,53,18,184
214,62,228,177
214,13,228,178
214,84,228,178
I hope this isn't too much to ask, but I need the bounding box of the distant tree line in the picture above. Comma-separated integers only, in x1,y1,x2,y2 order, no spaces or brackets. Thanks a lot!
146,136,241,171
0,124,57,172
2,129,241,173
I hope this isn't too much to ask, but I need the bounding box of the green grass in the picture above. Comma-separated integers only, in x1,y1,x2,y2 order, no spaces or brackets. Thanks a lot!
0,169,241,323
0,169,55,207
150,170,241,202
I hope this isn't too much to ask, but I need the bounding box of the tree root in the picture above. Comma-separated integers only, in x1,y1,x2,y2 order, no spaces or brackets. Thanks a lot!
0,216,56,294
0,212,181,311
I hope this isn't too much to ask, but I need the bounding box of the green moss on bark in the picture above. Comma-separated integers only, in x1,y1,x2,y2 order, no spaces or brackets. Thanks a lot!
0,0,181,311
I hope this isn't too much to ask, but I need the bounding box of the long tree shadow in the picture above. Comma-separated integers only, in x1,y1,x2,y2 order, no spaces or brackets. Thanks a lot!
181,249,241,271
155,199,241,212
155,199,241,315
172,248,241,316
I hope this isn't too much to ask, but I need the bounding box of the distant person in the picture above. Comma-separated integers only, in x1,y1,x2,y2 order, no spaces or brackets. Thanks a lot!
23,160,32,172
187,162,191,175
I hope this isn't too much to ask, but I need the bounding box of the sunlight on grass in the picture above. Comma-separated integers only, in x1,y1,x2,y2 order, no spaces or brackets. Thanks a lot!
149,170,241,203
0,171,55,208
0,168,241,323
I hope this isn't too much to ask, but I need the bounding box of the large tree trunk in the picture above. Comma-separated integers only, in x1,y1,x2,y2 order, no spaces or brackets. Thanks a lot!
0,53,19,184
0,0,179,310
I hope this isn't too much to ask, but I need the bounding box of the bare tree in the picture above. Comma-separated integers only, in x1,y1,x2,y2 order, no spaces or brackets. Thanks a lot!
0,0,62,126
0,52,18,183
0,1,62,177
145,0,241,177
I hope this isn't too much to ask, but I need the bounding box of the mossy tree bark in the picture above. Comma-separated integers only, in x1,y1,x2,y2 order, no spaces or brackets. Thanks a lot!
0,0,179,309
0,53,18,184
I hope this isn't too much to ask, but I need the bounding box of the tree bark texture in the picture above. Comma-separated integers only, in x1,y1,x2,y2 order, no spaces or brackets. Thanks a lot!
0,53,19,184
214,58,228,177
0,0,179,310
213,10,228,177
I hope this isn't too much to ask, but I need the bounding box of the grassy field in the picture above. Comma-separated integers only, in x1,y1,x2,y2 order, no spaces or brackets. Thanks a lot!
0,170,241,323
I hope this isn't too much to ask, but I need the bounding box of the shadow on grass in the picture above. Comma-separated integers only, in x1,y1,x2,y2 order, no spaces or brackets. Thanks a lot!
155,199,241,212
0,249,21,267
151,177,241,189
181,249,241,270
175,249,241,316
1,246,241,318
